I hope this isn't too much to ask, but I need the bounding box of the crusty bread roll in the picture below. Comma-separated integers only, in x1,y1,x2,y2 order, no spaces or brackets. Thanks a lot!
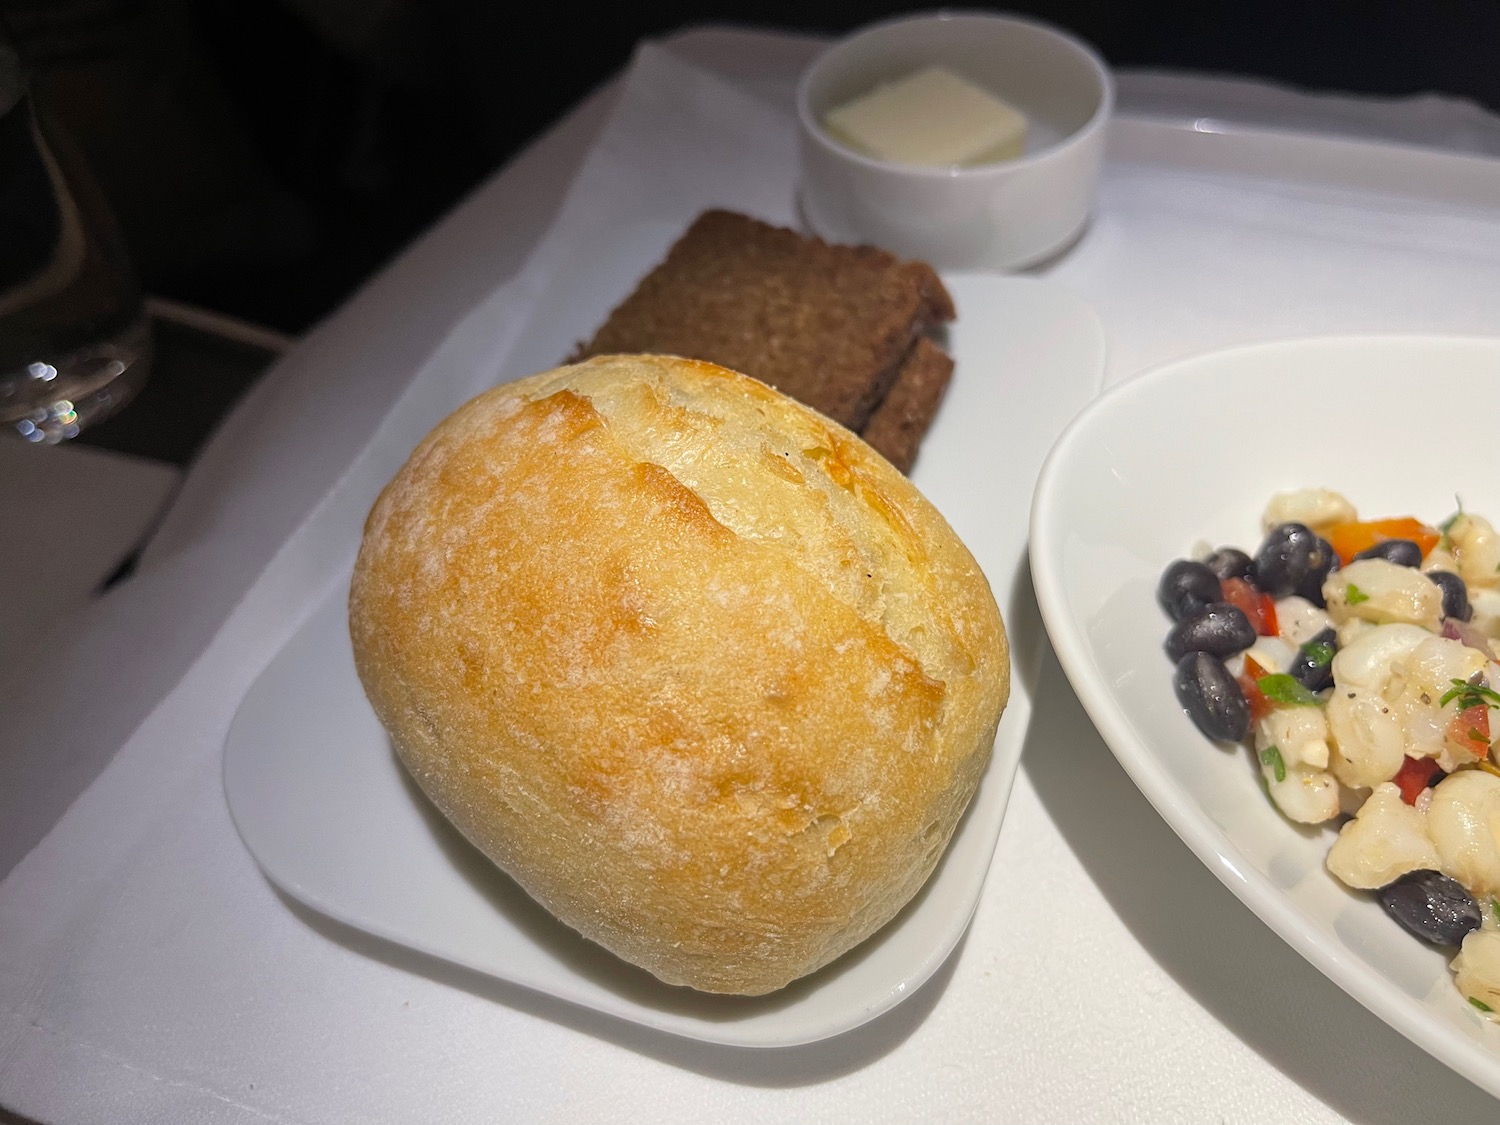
349,354,1008,995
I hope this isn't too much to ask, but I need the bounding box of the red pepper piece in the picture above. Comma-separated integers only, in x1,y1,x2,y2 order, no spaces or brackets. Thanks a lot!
1237,655,1273,724
1393,755,1444,805
1222,577,1279,638
1445,704,1492,759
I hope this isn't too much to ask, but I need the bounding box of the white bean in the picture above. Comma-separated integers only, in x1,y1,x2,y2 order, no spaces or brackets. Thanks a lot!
1326,690,1408,789
1275,595,1333,647
1261,488,1357,533
1256,707,1331,770
1330,623,1431,694
1428,770,1500,897
1423,545,1459,575
1399,636,1492,771
1453,930,1500,1016
1449,513,1500,591
1265,762,1341,824
1245,635,1296,676
1470,588,1500,646
1326,782,1440,889
1402,636,1489,706
1324,558,1443,631
1336,617,1376,648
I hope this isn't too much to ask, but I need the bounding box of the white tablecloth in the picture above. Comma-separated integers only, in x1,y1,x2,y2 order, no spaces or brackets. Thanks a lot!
7,26,1500,1124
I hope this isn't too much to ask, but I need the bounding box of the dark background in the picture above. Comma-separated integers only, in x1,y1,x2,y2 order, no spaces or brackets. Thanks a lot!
7,0,1500,336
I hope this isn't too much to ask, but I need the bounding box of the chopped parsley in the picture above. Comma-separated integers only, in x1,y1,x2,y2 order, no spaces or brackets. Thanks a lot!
1471,996,1494,1014
1439,678,1500,711
1439,500,1465,551
1345,583,1370,606
1257,674,1322,707
1440,505,1465,535
1260,745,1287,783
1302,640,1335,668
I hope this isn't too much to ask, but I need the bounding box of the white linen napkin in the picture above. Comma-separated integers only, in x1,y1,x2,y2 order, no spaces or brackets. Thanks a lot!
0,442,178,670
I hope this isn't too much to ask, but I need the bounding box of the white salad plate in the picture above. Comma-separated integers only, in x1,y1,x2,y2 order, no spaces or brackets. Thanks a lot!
1030,335,1500,1098
223,265,1105,1048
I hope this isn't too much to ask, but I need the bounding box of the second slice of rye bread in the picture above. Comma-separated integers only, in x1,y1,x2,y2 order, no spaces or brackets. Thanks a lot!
862,338,954,474
569,211,955,463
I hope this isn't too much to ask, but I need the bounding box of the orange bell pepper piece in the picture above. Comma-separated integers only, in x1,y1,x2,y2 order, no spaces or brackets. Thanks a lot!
1326,517,1441,567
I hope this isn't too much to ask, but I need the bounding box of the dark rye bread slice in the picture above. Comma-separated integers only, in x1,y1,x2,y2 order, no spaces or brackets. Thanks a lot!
569,210,954,435
861,338,954,474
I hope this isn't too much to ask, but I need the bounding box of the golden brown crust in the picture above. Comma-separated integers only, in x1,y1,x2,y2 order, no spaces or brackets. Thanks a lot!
348,354,1007,994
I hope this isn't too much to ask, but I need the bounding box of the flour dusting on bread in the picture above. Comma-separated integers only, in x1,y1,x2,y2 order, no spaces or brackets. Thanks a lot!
349,354,1007,994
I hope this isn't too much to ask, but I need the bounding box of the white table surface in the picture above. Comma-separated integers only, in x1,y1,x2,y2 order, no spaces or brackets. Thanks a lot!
0,443,178,671
7,24,1500,1124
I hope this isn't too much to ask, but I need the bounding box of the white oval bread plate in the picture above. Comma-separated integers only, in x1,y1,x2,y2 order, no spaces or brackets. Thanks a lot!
1029,335,1500,1097
224,268,1104,1048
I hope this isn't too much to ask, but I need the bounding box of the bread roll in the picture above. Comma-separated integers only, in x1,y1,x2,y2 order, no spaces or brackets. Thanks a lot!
348,354,1008,995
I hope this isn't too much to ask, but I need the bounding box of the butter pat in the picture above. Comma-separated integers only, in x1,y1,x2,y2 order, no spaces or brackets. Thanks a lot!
822,66,1028,167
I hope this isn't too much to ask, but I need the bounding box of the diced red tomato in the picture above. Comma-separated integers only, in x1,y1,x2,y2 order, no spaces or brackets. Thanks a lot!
1445,703,1492,759
1326,517,1441,567
1221,577,1279,637
1393,755,1445,805
1237,656,1274,723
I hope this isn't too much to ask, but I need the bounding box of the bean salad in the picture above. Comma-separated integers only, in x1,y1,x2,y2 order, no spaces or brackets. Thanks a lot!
1159,488,1500,1015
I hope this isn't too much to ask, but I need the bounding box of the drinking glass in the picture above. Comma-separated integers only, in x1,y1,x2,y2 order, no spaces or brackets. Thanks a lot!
0,32,152,443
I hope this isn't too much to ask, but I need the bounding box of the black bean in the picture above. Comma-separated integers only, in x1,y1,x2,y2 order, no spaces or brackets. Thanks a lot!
1203,547,1254,582
1353,538,1423,568
1297,537,1339,606
1165,603,1256,662
1173,652,1250,741
1378,869,1482,946
1254,525,1338,603
1158,560,1223,621
1289,627,1337,694
1429,570,1473,622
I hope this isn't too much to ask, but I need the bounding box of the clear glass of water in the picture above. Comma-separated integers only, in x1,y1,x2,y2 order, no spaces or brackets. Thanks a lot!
0,33,152,444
